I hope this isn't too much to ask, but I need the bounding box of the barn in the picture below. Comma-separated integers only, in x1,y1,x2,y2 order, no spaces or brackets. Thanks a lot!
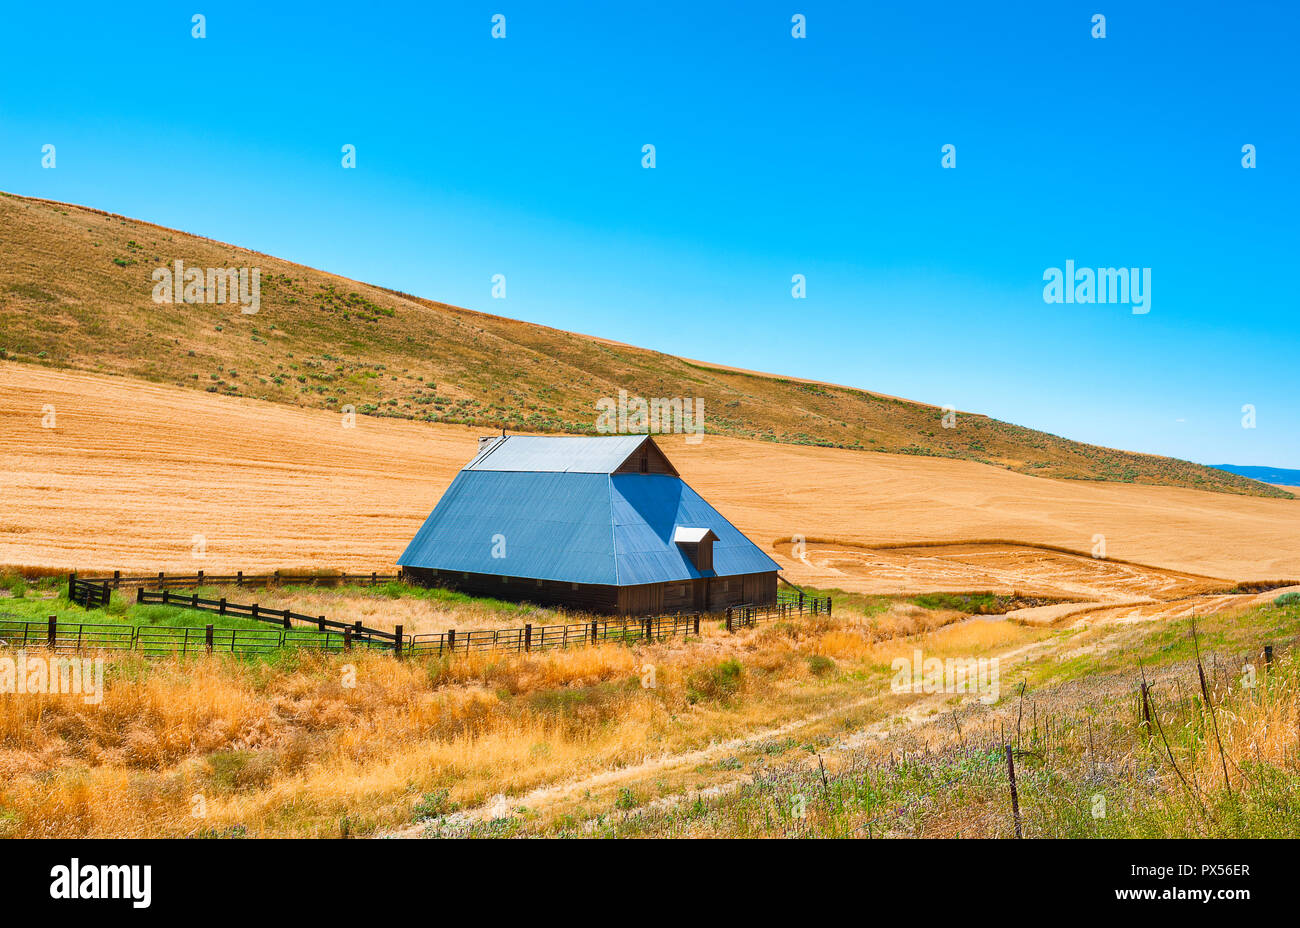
398,434,780,615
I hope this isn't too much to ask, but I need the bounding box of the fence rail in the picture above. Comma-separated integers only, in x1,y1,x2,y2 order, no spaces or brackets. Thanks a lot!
0,617,372,656
728,594,832,631
135,587,399,646
72,569,401,591
69,577,111,609
408,612,703,656
38,579,832,660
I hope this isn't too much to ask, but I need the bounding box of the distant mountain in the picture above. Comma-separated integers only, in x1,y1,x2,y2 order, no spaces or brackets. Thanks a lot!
1210,465,1300,488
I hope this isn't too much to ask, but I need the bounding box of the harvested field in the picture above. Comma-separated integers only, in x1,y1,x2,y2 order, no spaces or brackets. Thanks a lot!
777,541,1227,601
3,362,1299,592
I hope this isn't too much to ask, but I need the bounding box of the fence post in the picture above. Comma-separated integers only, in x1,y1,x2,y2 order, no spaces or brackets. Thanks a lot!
48,615,57,649
197,569,204,586
68,572,76,602
343,627,353,651
524,624,532,652
236,570,243,587
693,613,700,636
726,607,733,633
219,597,226,616
251,603,259,620
1005,745,1023,838
371,571,377,586
448,629,456,653
283,608,292,630
137,587,144,604
1264,644,1274,670
206,624,214,653
1140,682,1152,729
799,591,805,613
318,616,326,632
158,571,164,588
113,569,121,589
394,624,403,658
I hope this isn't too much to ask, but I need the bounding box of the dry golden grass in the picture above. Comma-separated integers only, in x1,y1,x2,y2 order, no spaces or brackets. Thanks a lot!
0,190,1283,498
0,607,970,837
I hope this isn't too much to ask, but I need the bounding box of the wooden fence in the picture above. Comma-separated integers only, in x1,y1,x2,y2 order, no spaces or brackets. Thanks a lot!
407,612,703,656
135,588,399,647
69,576,111,609
1,591,831,659
0,616,381,656
776,587,832,616
72,569,401,591
728,593,832,631
47,573,832,660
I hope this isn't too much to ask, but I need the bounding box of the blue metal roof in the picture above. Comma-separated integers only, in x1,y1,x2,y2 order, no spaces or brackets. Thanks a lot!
398,456,780,585
467,435,650,473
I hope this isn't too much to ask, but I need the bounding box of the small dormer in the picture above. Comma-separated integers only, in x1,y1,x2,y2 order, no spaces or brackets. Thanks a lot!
673,526,717,571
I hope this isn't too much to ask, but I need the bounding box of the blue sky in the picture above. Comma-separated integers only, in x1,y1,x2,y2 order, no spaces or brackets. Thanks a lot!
2,1,1296,466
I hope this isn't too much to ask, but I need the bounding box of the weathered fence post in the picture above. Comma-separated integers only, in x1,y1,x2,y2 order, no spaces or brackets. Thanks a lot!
447,629,456,653
236,570,243,587
251,603,259,621
524,623,532,652
693,613,700,636
137,587,144,604
343,627,352,651
158,571,164,587
47,615,57,649
68,572,76,602
371,571,378,586
318,615,326,632
394,624,403,659
590,619,598,644
113,570,121,589
1005,745,1023,838
1264,644,1274,670
197,569,204,585
206,624,214,653
282,608,292,630
1140,683,1152,729
726,607,734,632
219,597,226,616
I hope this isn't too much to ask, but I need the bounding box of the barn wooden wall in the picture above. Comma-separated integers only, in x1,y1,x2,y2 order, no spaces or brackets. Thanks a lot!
406,567,778,616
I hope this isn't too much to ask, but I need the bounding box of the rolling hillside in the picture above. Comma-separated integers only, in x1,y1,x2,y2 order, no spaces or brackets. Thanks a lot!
0,190,1287,498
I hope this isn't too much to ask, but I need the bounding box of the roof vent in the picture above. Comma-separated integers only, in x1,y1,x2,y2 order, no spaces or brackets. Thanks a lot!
673,526,717,571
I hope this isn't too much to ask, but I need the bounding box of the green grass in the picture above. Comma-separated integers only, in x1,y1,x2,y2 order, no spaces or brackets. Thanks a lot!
787,585,1077,619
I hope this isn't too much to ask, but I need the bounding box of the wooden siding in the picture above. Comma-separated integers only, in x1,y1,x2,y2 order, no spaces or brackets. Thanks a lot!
407,567,777,616
613,440,678,476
